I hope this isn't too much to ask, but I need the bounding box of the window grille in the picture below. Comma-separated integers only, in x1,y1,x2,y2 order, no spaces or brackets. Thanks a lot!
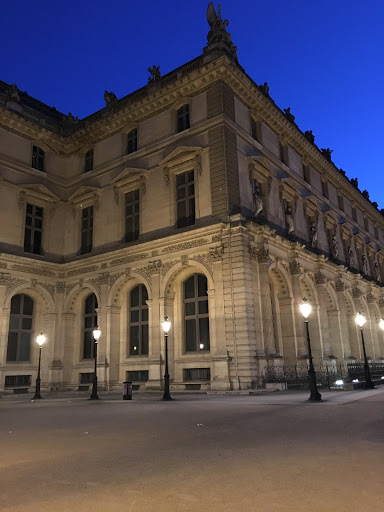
129,285,149,356
84,149,93,172
24,203,43,255
127,370,149,382
176,170,195,228
32,145,44,171
6,294,34,362
184,274,210,352
183,368,211,381
83,294,98,359
81,206,93,254
127,129,138,154
177,104,190,132
125,189,140,242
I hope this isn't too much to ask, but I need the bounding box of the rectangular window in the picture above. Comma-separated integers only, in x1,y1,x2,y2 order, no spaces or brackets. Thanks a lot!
24,203,43,255
183,368,211,382
127,370,149,382
176,170,195,228
81,206,93,254
32,145,44,171
322,180,328,199
127,129,138,154
177,104,190,132
84,149,93,172
125,189,140,242
79,373,94,384
5,375,31,388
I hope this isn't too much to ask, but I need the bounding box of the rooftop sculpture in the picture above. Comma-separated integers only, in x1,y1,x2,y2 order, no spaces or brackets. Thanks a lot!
204,2,238,62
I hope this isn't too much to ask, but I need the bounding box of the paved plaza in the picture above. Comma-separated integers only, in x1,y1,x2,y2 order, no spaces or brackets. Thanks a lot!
1,388,384,512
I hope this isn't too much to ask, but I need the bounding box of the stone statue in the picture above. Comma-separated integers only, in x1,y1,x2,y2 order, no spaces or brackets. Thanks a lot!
310,221,318,248
339,168,346,176
147,65,161,83
285,205,294,234
253,181,264,217
284,108,295,123
362,254,369,275
372,201,378,209
347,245,356,267
5,84,20,103
260,82,269,96
304,130,315,144
62,112,79,126
321,148,333,161
350,178,359,188
374,262,381,281
205,2,238,62
104,90,118,108
362,190,370,200
332,235,339,259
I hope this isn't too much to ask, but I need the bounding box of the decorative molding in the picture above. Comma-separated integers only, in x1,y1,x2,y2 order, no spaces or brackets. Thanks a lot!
163,165,170,185
194,154,202,176
314,272,327,285
55,282,66,294
161,260,179,276
65,282,77,296
366,293,375,304
256,247,269,264
181,255,188,267
209,245,224,261
190,253,213,276
335,280,345,292
140,175,146,194
39,282,56,297
10,264,56,277
113,186,119,205
18,191,26,210
289,260,301,275
109,252,149,267
66,265,99,277
109,271,125,287
352,287,362,298
0,272,27,295
161,238,208,254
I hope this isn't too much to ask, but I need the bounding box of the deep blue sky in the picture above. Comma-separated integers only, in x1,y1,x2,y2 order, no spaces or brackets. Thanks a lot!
1,1,383,206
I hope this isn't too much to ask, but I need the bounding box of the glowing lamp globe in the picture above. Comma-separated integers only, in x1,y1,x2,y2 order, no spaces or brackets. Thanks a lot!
299,299,312,319
355,313,366,328
161,317,171,334
36,333,46,347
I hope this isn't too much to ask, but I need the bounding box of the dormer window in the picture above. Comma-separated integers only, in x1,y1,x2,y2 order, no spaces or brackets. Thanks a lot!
177,104,190,132
127,129,138,154
84,149,93,172
32,145,44,172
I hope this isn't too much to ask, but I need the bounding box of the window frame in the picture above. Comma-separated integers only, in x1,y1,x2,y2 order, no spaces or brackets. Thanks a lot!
124,188,140,242
82,293,98,360
31,145,45,172
176,169,195,229
183,274,210,353
80,205,94,254
24,203,44,255
128,284,149,357
84,149,94,172
176,104,190,133
127,128,138,155
6,294,34,362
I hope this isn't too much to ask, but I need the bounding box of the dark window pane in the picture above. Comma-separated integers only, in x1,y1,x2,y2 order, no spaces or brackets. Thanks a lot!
141,286,148,304
188,170,194,182
141,309,148,322
198,300,209,315
83,331,93,359
35,207,43,217
141,325,149,355
19,333,31,361
27,204,32,214
22,318,32,330
185,302,195,316
131,286,139,307
23,295,34,315
9,316,19,330
11,295,21,314
85,295,94,314
177,201,186,222
130,310,139,323
199,318,210,350
176,173,185,186
177,187,186,200
6,332,18,361
184,276,195,299
33,230,42,254
198,275,207,297
85,316,93,329
185,319,196,351
130,326,139,355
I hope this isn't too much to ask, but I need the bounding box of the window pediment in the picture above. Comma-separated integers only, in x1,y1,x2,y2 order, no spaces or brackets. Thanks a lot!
160,145,203,169
19,184,60,203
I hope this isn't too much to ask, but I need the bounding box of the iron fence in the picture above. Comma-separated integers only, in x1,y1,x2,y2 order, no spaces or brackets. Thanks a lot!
263,362,384,390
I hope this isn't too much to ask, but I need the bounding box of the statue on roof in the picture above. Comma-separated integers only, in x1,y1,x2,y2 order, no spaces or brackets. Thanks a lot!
5,84,20,103
259,82,269,96
304,130,315,144
284,108,295,123
362,190,370,200
148,65,161,83
104,90,118,108
204,2,238,62
350,178,359,188
321,148,333,161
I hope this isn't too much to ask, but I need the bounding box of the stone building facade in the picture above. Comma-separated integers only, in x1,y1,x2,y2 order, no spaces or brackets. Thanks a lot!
1,5,384,393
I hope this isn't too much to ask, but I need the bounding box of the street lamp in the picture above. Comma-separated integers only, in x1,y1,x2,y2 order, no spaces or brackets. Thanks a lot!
90,326,101,400
379,319,384,333
33,332,46,400
355,313,374,389
299,298,322,401
161,316,172,401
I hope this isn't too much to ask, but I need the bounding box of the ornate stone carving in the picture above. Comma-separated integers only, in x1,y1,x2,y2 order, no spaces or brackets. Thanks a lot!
204,2,238,63
304,130,315,144
194,154,202,176
284,107,295,123
55,282,66,294
93,193,100,210
285,205,294,234
374,262,381,282
65,282,77,296
66,265,99,277
109,272,125,287
0,272,27,295
335,280,345,292
104,90,118,108
212,234,222,243
256,247,269,263
181,255,188,267
352,287,362,298
147,65,161,82
0,262,7,269
310,221,318,248
209,245,224,261
289,260,301,275
11,264,56,277
161,260,179,276
252,179,264,218
190,253,213,276
140,175,147,194
366,293,375,304
6,84,20,103
314,272,327,285
162,238,208,254
39,282,56,297
259,82,269,96
110,253,149,266
113,186,119,205
152,250,159,257
321,148,333,161
378,298,384,308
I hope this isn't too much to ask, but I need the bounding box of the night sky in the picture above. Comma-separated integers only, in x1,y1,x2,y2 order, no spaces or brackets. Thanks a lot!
1,0,383,207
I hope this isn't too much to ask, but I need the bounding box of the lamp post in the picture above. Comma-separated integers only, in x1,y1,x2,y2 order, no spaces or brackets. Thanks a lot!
299,299,322,401
90,326,101,400
355,313,374,389
33,332,46,400
161,316,172,401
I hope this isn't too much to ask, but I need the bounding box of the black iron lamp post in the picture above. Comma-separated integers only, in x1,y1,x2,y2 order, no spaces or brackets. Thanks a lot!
33,332,46,400
355,313,374,389
161,316,172,401
90,326,101,400
299,298,322,401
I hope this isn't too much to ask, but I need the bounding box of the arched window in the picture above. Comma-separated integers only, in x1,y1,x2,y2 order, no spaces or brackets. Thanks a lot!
129,285,148,356
7,294,34,361
184,274,210,352
83,294,98,359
